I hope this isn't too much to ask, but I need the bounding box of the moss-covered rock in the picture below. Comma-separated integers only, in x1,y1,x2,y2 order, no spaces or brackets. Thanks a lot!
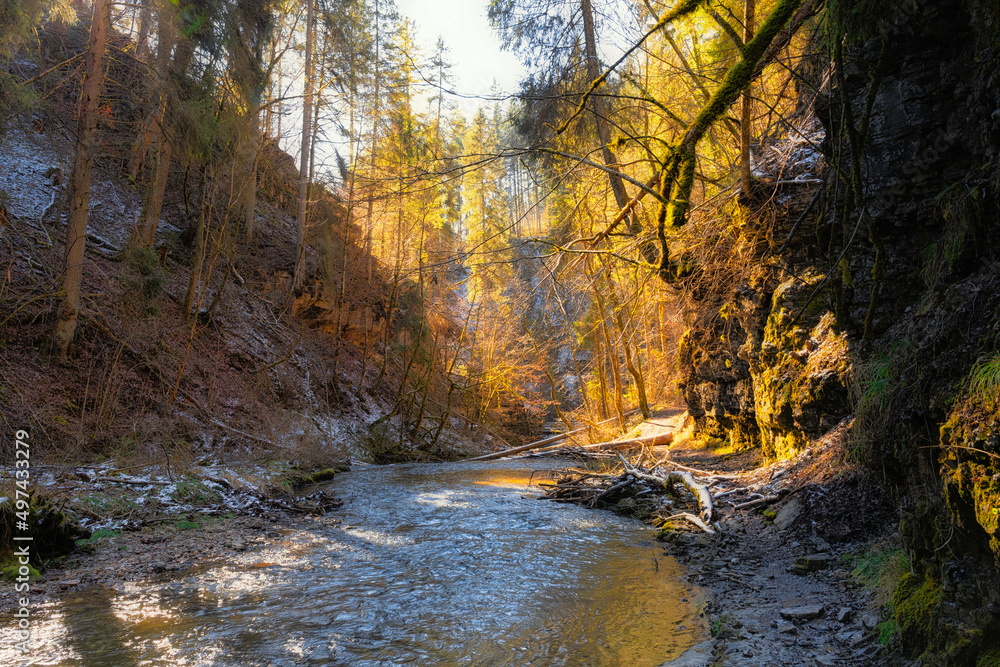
893,571,943,656
941,392,1000,557
0,557,41,582
0,495,89,563
752,275,852,461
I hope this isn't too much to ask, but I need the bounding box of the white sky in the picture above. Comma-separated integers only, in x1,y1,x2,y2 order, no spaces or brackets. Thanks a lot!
395,0,527,118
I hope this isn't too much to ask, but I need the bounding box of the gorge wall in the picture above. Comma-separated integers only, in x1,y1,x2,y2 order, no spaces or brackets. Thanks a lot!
677,0,1000,661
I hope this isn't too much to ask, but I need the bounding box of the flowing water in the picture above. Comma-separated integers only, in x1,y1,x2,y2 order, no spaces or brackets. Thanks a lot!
5,460,706,666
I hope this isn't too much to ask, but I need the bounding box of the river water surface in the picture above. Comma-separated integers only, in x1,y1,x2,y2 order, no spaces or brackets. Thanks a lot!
7,460,706,665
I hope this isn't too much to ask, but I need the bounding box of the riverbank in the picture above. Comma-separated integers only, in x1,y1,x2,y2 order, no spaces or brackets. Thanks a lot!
651,421,906,666
2,410,910,665
0,459,349,616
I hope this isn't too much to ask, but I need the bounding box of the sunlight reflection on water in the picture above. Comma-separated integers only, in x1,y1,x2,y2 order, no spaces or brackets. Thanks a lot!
2,459,706,666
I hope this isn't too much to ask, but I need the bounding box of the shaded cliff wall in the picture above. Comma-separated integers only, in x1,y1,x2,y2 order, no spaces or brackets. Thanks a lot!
832,0,1000,661
679,0,1000,660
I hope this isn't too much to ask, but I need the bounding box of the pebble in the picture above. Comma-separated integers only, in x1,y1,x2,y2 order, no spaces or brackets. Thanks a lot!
780,604,825,620
837,607,852,623
793,553,833,573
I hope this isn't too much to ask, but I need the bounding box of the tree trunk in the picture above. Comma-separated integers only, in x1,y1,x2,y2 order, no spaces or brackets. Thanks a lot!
364,0,381,286
607,276,651,418
595,327,609,419
741,0,756,196
52,0,111,362
129,7,174,182
183,166,211,316
292,0,315,293
135,0,152,60
580,0,633,231
135,31,195,249
242,101,260,242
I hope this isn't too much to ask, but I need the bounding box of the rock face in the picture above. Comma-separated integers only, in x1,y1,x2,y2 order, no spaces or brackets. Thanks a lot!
677,0,1000,661
829,0,1000,661
677,156,853,460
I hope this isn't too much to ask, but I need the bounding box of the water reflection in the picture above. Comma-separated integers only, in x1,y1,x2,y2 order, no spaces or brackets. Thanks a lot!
2,460,705,665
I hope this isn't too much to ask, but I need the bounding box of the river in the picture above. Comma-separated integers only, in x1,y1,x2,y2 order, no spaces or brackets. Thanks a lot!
5,459,706,665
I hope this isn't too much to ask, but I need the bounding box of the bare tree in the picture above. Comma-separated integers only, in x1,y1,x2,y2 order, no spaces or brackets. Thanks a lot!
292,0,316,293
51,0,111,362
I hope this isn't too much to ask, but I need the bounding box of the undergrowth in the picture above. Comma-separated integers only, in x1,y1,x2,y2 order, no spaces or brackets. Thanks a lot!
848,539,911,647
969,354,1000,404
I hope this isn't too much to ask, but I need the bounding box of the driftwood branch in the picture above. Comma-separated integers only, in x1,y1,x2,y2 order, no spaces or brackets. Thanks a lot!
733,494,781,510
93,476,170,486
577,432,674,451
464,427,587,461
619,454,714,525
663,512,716,534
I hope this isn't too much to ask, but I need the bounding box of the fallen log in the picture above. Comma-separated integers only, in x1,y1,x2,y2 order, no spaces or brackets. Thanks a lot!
463,427,589,461
537,454,716,534
658,459,745,480
619,454,714,524
93,477,170,486
576,432,674,451
733,494,781,511
662,512,716,534
463,409,640,462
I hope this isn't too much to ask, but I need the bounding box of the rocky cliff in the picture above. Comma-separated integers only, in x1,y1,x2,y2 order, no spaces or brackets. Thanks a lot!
678,0,1000,661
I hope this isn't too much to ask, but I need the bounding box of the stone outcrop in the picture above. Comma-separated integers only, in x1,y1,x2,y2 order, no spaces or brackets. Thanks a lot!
677,0,1000,660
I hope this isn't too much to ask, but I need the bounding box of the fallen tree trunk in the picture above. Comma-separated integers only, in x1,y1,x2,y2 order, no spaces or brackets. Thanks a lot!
463,427,588,461
463,409,641,462
619,454,714,524
577,432,674,451
537,453,717,534
663,512,716,534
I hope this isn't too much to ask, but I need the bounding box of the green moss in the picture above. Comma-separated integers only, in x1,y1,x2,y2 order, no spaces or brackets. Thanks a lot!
940,392,1000,557
892,571,943,656
283,467,344,489
0,496,89,562
0,551,42,581
877,619,900,646
75,527,119,553
171,476,223,505
977,649,1000,667
827,0,895,41
752,276,851,461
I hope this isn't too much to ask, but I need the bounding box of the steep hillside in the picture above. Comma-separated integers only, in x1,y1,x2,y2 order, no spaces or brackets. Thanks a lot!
0,20,492,472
